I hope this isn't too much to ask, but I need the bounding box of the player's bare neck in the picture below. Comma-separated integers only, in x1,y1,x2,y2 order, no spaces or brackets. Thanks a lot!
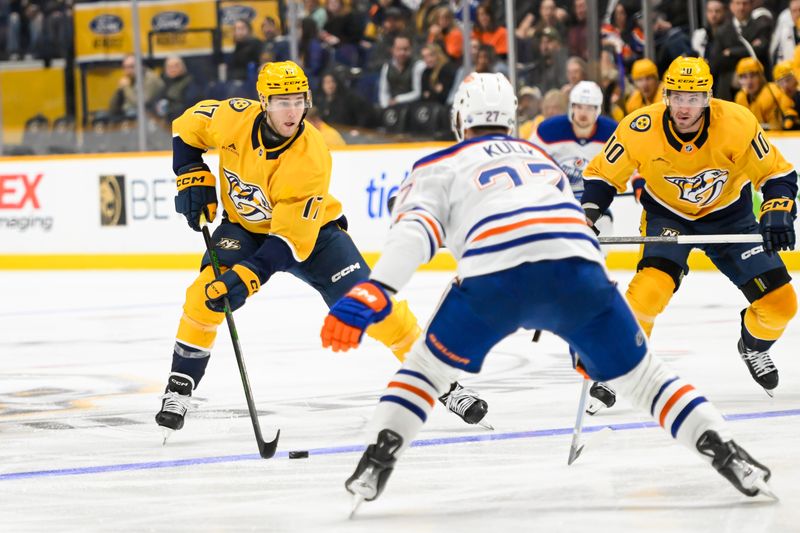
465,127,509,139
573,124,594,139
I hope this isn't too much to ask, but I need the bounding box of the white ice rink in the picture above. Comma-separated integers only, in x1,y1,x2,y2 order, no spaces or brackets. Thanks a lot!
1,268,798,532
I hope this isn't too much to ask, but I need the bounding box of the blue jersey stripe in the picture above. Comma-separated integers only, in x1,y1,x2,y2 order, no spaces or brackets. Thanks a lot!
464,203,585,242
650,376,679,416
396,369,436,388
462,231,600,257
380,394,428,422
670,396,708,438
402,218,436,259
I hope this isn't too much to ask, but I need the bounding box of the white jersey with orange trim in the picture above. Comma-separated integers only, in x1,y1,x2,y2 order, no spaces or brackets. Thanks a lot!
370,134,604,291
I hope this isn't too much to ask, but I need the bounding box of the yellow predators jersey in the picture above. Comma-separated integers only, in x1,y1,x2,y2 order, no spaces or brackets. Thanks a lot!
583,99,794,220
173,98,342,260
734,82,799,131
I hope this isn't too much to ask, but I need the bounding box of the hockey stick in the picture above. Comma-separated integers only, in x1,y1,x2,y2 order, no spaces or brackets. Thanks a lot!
598,234,764,245
200,213,280,459
567,378,591,465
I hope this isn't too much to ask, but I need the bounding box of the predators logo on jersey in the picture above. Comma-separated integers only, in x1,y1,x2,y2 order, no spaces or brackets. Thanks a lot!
173,98,342,260
223,168,272,222
583,99,794,220
665,169,729,206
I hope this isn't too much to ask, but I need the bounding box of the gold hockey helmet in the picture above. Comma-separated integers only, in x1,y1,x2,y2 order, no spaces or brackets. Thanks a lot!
663,56,713,92
256,61,311,110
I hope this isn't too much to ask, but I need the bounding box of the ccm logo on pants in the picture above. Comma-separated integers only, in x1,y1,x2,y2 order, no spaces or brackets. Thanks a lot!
331,263,361,282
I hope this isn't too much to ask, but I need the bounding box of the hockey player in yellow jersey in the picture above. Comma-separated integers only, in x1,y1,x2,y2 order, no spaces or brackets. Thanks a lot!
733,57,799,131
582,56,797,397
155,61,489,438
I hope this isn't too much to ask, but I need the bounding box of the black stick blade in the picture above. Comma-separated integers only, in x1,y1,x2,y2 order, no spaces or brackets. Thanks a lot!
258,429,280,459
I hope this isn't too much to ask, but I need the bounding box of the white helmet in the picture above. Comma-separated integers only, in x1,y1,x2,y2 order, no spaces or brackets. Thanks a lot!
568,81,603,125
450,73,517,142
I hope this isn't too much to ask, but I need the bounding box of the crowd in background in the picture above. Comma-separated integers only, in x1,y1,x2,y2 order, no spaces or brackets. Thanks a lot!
7,0,800,154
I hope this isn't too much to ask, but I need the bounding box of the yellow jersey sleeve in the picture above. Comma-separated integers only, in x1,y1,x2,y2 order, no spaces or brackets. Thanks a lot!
583,115,641,193
172,99,225,150
736,120,794,191
267,126,335,261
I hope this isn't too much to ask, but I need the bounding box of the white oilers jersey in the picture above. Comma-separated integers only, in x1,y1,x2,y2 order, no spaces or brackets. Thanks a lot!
529,115,617,199
370,134,604,291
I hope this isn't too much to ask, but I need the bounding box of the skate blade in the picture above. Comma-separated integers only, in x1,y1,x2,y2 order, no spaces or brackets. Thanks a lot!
763,387,775,398
161,427,174,446
348,494,364,519
753,478,779,501
477,418,494,431
567,444,584,465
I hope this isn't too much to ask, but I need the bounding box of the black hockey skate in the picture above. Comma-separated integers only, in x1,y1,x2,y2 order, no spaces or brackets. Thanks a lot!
696,430,776,498
439,382,492,429
346,429,403,517
737,338,779,395
585,382,616,415
155,373,194,444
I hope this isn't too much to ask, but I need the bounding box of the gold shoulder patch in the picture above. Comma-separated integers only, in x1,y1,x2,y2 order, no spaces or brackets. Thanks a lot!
630,114,651,132
228,98,253,112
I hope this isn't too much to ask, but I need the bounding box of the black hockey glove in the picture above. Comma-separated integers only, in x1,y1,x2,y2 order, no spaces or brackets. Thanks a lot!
582,204,602,236
175,166,217,231
205,263,261,312
759,198,796,255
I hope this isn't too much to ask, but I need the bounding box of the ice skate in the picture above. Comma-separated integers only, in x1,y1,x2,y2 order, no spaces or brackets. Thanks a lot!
585,381,616,415
439,382,492,429
346,429,403,517
696,430,776,499
155,373,195,444
737,338,778,396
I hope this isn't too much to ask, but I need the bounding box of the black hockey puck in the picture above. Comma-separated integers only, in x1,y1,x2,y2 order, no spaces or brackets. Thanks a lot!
288,450,309,459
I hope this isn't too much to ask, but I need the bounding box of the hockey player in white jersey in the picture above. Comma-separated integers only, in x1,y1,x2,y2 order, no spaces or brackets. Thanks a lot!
320,73,775,512
530,80,619,415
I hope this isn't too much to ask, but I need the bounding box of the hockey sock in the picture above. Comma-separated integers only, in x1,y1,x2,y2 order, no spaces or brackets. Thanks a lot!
625,267,675,337
743,283,797,343
365,344,458,454
170,341,211,388
608,352,731,457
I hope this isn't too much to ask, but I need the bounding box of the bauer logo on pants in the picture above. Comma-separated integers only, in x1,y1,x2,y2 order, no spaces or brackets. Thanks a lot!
99,175,126,226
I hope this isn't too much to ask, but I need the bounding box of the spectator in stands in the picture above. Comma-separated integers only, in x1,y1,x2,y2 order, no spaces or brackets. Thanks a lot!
625,58,662,114
531,88,567,129
304,0,327,30
770,0,800,65
299,16,327,83
734,56,799,130
525,27,567,94
260,15,289,64
378,34,425,108
600,2,640,71
320,0,364,66
108,54,164,120
652,11,694,74
315,71,374,127
420,42,456,104
710,0,773,100
427,6,463,62
150,55,200,123
365,6,409,71
415,0,446,38
228,19,263,82
474,43,499,74
517,0,566,44
561,56,587,94
306,107,346,146
566,0,588,59
602,80,626,122
692,0,727,61
774,60,800,110
518,85,543,140
473,2,507,62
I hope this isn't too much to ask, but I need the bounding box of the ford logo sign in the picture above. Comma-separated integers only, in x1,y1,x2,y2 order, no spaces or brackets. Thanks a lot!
90,14,124,35
221,5,257,25
152,11,189,32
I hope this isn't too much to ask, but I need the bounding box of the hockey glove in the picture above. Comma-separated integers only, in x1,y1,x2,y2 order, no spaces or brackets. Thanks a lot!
321,281,393,352
582,203,602,236
175,167,217,232
631,175,645,203
205,263,261,312
759,198,796,255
